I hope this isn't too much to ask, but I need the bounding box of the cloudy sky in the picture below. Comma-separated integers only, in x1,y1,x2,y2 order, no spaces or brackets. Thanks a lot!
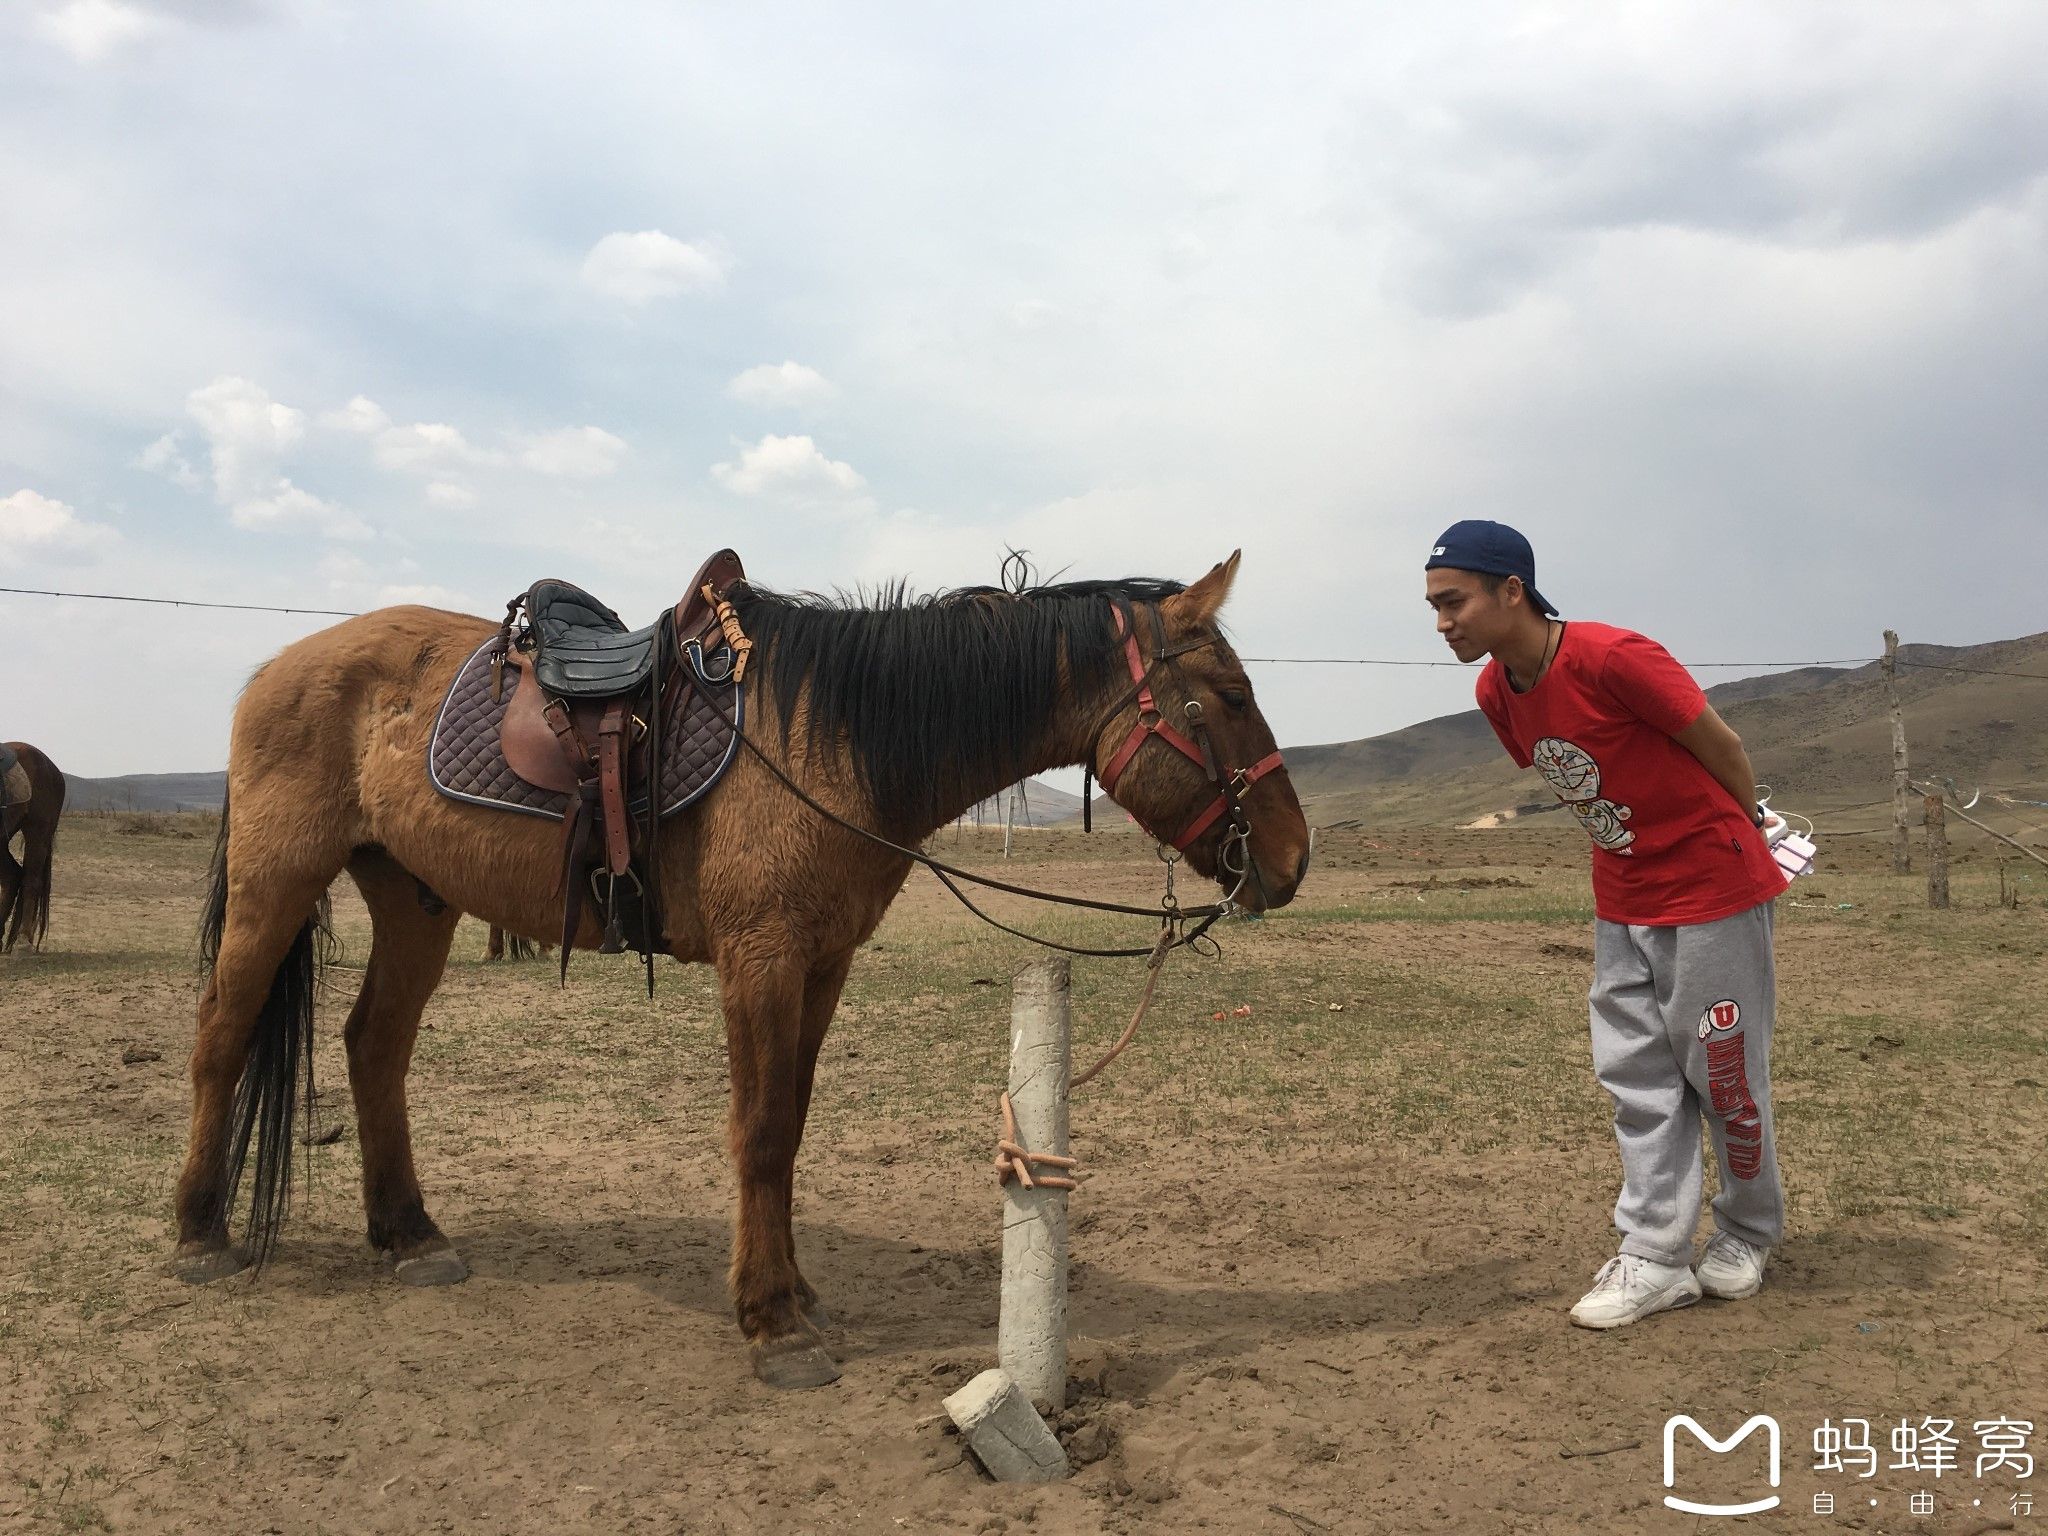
3,1,2045,777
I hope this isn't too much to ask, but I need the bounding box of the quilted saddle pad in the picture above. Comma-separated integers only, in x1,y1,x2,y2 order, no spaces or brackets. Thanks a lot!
428,638,744,822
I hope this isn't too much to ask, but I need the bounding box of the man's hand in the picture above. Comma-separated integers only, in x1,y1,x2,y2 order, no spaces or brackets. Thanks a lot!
1670,704,1763,824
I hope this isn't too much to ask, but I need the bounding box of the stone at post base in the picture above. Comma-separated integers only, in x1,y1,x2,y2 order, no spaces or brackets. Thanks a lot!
942,1368,1070,1483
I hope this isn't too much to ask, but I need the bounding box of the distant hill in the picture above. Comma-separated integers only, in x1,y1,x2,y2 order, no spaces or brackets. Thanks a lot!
953,778,1086,829
64,771,226,813
1281,630,2048,827
1068,630,2048,829
62,769,1090,827
58,631,2048,835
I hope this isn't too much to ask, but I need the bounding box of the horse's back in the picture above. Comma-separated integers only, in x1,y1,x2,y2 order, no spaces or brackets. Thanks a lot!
230,606,494,808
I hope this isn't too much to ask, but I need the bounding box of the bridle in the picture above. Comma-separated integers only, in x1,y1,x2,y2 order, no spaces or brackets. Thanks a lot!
715,588,1293,961
1092,599,1287,885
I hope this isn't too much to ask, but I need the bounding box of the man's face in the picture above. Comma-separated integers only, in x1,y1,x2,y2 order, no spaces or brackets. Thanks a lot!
1424,566,1516,663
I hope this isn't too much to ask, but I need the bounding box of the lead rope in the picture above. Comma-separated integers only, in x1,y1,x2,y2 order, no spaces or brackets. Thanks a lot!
992,879,1182,1192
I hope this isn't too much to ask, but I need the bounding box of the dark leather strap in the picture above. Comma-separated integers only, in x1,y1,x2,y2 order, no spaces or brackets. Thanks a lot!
557,785,599,980
596,700,633,877
1094,603,1287,854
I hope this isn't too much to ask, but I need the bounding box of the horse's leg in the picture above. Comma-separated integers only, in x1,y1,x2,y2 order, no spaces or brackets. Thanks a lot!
486,925,505,961
171,865,338,1281
343,849,467,1285
786,949,855,1328
718,943,840,1389
0,832,21,953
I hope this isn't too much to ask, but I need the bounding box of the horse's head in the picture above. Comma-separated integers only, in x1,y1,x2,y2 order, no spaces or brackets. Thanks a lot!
1090,553,1311,911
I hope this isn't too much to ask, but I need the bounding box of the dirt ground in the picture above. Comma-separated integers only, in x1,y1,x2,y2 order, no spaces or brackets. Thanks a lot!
3,817,2045,1535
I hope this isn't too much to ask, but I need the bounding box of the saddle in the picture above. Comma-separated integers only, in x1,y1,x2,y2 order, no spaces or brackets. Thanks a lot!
428,550,751,982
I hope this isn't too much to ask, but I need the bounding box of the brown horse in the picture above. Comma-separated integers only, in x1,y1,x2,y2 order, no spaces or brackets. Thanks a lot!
1,741,64,953
483,925,542,960
172,553,1309,1387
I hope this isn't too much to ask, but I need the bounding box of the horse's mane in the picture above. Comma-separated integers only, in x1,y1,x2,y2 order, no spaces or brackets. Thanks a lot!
730,575,1186,835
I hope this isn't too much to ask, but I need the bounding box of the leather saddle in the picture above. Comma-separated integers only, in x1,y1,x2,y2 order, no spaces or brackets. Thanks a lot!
427,549,750,982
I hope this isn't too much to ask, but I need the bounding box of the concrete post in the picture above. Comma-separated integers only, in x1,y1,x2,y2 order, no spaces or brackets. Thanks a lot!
999,955,1070,1414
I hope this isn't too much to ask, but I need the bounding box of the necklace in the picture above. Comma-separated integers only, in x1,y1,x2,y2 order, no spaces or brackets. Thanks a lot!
1510,621,1561,694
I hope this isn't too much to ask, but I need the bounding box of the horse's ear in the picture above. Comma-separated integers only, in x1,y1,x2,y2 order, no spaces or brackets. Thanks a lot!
1166,550,1241,628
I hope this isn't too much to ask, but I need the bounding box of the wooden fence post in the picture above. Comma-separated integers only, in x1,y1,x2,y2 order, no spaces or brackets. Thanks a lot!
1925,793,1949,909
999,956,1071,1413
1885,630,1910,874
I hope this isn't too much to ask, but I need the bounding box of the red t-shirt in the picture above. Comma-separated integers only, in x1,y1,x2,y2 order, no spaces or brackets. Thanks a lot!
1475,622,1786,926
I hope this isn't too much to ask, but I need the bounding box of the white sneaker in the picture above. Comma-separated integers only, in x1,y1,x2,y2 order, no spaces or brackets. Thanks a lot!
1569,1254,1702,1330
1696,1232,1769,1300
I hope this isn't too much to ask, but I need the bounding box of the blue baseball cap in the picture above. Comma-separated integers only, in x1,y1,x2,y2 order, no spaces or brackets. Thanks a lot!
1424,519,1557,617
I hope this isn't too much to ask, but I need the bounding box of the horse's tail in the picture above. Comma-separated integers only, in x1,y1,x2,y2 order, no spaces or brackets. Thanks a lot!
200,791,332,1267
3,790,58,954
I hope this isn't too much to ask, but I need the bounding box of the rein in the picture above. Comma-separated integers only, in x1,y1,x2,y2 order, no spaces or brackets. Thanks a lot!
727,722,1239,959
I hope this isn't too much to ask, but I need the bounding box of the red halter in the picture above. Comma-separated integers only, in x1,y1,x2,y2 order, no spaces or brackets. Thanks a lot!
1094,604,1286,854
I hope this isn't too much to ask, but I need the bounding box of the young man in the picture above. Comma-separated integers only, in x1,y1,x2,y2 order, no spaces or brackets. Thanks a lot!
1423,520,1788,1329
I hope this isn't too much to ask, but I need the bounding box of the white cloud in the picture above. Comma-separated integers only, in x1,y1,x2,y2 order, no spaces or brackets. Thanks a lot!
726,361,837,409
373,420,492,473
317,549,370,584
579,230,730,303
1008,300,1059,333
0,488,121,564
378,582,475,611
319,395,628,488
184,375,304,503
229,483,369,540
517,425,627,477
712,434,866,499
138,431,200,489
161,375,366,540
322,395,393,436
36,0,167,64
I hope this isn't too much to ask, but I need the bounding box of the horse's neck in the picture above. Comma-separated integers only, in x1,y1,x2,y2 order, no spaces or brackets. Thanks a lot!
916,697,1101,834
751,658,1107,840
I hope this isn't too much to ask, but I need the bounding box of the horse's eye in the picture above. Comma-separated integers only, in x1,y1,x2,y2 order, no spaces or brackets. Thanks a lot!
1220,688,1248,710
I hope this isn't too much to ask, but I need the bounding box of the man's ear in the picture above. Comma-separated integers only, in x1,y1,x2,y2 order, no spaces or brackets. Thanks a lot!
1165,550,1241,628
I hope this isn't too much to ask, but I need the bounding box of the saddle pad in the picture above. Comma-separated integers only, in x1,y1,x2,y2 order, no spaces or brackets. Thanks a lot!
428,639,744,822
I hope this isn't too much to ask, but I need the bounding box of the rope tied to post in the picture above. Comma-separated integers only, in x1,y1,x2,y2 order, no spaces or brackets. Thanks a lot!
992,925,1176,1193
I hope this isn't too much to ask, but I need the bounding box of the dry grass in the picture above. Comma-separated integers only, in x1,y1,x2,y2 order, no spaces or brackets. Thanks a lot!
2,815,2045,1533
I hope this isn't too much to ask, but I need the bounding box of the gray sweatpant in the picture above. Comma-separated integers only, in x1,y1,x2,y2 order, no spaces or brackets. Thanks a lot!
1589,899,1784,1267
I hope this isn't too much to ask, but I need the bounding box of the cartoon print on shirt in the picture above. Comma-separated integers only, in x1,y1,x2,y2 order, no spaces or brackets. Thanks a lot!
1531,737,1636,854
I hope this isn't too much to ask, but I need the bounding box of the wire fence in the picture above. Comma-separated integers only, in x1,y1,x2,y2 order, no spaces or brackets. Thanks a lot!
8,583,2045,679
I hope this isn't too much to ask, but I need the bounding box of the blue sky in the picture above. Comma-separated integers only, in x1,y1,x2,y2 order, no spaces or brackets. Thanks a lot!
4,1,2046,775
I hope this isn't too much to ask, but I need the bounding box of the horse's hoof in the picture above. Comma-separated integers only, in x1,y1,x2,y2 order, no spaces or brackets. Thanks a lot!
752,1336,842,1390
169,1243,252,1285
392,1247,470,1287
